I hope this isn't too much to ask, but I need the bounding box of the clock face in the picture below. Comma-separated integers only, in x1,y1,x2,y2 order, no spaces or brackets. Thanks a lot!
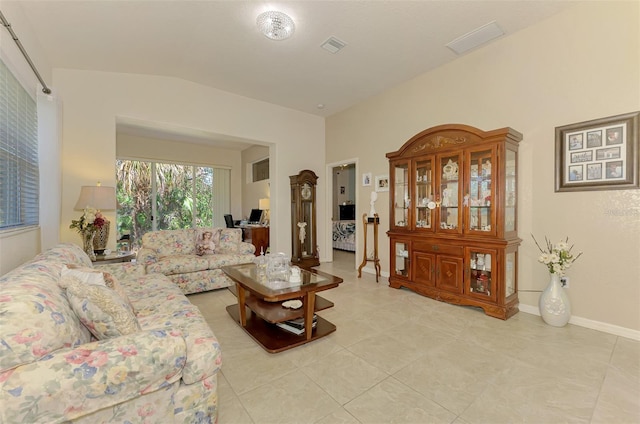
301,183,312,200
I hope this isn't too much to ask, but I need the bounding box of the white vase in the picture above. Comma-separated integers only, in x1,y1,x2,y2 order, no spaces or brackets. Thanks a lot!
539,272,571,327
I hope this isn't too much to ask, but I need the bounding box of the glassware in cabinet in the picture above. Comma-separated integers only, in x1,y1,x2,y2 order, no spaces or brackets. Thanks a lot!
415,157,434,229
467,149,494,233
468,250,495,299
392,161,409,228
438,154,461,231
505,149,517,233
393,240,410,278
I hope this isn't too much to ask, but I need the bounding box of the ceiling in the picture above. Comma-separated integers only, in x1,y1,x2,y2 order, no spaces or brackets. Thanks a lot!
5,1,577,145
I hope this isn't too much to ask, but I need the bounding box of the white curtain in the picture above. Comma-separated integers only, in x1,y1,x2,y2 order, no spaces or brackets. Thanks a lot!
213,168,230,228
38,91,62,250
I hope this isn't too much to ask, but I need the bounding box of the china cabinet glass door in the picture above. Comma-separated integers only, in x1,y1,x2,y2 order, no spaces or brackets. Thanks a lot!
467,148,495,235
393,240,410,278
505,250,517,298
392,161,410,228
505,149,517,234
415,157,434,230
468,249,497,301
438,154,462,233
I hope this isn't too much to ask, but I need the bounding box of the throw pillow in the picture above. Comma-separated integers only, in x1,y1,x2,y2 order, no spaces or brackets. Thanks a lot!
64,275,141,340
62,265,134,313
195,228,221,256
61,264,104,286
101,271,135,314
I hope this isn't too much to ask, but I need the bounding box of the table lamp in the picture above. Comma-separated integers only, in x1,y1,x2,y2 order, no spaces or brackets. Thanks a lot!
259,198,270,225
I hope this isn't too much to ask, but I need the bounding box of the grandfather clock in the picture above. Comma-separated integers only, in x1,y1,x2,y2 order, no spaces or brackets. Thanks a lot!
290,169,319,268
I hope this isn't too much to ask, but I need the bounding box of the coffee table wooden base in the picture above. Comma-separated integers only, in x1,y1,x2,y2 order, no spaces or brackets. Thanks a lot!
226,304,336,353
222,264,343,353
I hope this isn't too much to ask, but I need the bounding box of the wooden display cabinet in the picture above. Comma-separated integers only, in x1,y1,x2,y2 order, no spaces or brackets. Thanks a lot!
386,124,522,319
242,226,269,256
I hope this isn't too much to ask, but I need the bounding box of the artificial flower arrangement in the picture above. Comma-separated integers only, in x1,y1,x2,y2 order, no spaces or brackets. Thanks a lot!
532,234,582,276
70,207,106,234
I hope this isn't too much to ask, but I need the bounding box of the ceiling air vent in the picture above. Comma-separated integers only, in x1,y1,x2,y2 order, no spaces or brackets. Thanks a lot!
321,37,347,54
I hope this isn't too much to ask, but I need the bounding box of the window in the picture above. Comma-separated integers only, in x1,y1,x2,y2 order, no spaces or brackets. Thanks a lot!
0,58,39,230
116,159,228,246
252,158,269,182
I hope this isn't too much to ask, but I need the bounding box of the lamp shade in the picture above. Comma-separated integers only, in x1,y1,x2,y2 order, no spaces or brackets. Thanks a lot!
74,185,116,211
259,198,270,210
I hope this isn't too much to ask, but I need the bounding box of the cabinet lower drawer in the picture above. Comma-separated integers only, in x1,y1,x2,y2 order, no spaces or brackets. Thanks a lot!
413,242,463,257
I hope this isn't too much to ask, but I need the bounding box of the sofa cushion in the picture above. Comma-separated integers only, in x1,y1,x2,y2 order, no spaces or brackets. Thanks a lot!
195,228,222,256
217,228,243,253
123,273,222,384
63,276,141,340
206,253,258,269
143,229,197,256
146,255,210,275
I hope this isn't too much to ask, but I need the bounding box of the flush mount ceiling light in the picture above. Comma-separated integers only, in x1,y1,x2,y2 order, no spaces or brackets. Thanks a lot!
256,11,295,41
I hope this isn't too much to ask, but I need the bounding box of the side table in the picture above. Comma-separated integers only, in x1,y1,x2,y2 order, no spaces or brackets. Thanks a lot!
92,252,136,265
357,213,381,282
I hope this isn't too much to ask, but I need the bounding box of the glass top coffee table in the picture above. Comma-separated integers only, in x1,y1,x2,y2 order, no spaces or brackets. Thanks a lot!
222,263,343,353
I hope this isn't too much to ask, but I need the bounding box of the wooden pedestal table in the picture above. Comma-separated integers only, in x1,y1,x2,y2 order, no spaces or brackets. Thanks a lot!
357,213,381,282
222,263,343,353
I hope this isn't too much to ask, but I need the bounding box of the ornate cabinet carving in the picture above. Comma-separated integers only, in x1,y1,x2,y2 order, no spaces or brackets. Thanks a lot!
290,170,320,268
386,124,522,319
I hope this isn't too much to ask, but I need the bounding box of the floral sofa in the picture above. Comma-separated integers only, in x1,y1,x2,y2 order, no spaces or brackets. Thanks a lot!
0,243,221,423
138,228,255,294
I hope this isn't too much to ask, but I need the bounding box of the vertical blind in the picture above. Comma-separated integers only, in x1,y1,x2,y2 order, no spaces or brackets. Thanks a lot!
0,58,39,229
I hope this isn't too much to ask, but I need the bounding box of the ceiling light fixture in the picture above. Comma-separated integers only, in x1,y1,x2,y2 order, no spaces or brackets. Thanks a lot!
446,21,504,55
256,11,295,41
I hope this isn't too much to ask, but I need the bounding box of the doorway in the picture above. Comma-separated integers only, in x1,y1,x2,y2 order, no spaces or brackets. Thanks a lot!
326,159,358,268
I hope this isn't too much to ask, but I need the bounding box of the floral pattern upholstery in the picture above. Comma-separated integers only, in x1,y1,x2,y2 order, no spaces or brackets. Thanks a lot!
139,228,255,294
0,243,221,423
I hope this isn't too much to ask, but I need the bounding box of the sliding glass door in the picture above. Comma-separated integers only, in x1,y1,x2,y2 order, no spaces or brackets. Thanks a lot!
116,160,228,247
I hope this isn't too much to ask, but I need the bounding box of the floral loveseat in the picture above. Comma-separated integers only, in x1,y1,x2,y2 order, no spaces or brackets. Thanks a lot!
0,243,221,423
137,228,255,294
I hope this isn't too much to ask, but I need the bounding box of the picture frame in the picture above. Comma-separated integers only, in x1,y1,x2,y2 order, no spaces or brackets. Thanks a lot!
362,172,372,187
375,175,389,192
555,111,639,192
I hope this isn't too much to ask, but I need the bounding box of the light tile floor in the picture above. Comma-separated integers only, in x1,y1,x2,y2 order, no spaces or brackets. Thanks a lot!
188,251,640,424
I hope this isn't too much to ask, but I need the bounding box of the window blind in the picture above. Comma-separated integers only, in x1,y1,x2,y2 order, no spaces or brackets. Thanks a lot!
0,58,39,229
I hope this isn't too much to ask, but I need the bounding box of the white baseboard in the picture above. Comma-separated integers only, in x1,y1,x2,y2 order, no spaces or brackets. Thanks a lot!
519,304,640,341
357,269,639,341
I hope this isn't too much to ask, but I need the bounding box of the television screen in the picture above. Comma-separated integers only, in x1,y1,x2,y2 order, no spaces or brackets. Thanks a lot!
249,208,263,223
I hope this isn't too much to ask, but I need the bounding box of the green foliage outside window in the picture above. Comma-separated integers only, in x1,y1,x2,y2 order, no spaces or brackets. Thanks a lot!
116,160,214,247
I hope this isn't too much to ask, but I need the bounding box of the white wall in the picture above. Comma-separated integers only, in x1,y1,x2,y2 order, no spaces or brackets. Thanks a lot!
241,145,270,221
326,2,640,333
54,70,325,259
0,1,56,275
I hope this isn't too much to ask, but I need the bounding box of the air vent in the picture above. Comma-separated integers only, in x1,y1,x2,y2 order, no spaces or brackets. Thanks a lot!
446,21,504,55
321,36,347,54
